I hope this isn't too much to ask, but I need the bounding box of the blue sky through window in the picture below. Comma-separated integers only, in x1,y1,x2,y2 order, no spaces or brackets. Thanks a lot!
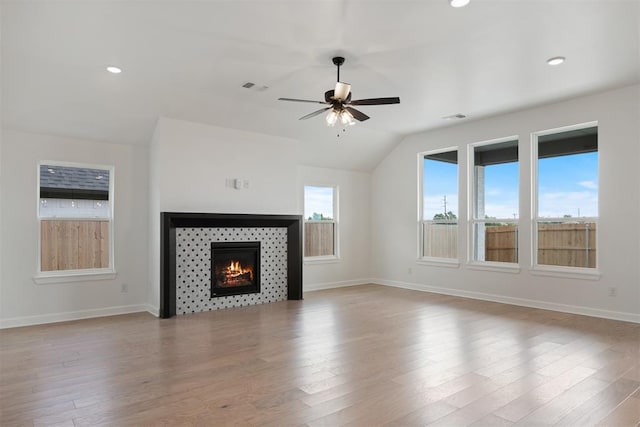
423,158,458,220
423,151,598,220
483,162,519,219
304,186,334,220
538,152,598,218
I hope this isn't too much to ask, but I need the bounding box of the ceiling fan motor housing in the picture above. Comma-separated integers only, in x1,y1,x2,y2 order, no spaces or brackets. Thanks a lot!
325,90,351,104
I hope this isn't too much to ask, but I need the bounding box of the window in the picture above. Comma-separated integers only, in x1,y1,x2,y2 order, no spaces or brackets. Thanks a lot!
420,148,458,260
37,162,115,279
304,185,338,259
469,138,519,264
533,123,598,270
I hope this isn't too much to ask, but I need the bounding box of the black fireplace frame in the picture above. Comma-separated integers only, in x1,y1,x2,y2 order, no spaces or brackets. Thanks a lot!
160,212,303,318
211,241,261,297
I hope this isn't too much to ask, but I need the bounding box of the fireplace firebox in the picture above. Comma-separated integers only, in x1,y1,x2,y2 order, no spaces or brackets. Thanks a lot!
211,242,260,297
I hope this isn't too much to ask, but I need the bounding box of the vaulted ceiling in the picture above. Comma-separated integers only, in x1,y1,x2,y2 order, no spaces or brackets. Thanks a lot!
2,0,638,171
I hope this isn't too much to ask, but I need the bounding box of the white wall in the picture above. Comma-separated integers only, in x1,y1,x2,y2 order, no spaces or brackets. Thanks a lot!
0,130,150,327
148,118,376,309
148,118,301,311
5,85,637,326
0,130,3,324
0,118,376,325
371,85,640,322
298,165,371,290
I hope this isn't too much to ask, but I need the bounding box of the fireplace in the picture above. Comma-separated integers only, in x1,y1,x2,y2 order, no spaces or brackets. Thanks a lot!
211,242,260,297
160,213,302,318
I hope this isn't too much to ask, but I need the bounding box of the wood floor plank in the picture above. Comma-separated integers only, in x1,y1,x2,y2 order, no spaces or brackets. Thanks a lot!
0,284,638,427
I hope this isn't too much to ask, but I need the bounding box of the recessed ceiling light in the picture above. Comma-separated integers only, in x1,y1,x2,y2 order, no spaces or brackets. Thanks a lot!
106,66,122,74
546,56,566,66
450,0,470,8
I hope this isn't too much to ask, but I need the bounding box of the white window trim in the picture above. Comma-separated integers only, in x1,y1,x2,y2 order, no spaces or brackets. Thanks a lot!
34,270,117,285
35,160,116,283
467,261,521,274
303,256,341,265
417,147,460,263
416,256,461,268
303,184,340,261
531,121,600,276
467,136,520,267
529,264,601,280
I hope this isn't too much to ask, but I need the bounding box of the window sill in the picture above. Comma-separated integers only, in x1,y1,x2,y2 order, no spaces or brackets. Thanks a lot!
34,269,117,285
304,256,340,265
529,266,601,281
416,257,460,268
467,262,521,274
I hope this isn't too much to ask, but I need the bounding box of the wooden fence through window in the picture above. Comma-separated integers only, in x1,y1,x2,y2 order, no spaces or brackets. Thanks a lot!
40,219,109,271
537,223,596,268
421,222,596,268
304,222,335,257
485,225,518,263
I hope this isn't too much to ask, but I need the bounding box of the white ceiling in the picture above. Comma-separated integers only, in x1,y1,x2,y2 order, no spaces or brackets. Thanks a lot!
2,0,639,171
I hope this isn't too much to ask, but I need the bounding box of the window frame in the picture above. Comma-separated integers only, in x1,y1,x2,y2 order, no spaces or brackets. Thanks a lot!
531,121,600,278
417,147,460,266
467,136,520,271
35,160,116,284
303,184,340,263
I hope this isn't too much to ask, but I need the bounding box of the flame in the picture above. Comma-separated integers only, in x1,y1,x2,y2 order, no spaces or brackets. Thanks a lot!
225,260,253,280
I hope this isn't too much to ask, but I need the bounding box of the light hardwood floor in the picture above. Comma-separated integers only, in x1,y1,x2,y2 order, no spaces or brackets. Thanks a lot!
1,284,639,426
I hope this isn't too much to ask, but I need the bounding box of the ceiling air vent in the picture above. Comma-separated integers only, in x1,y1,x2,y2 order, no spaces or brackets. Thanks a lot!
442,113,467,120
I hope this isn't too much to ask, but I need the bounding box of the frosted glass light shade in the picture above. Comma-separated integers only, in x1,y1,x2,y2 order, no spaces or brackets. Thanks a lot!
334,82,351,100
326,109,339,126
340,109,355,126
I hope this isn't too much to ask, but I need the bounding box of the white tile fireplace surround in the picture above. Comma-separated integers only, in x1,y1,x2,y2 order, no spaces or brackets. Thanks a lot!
176,227,287,314
159,213,303,318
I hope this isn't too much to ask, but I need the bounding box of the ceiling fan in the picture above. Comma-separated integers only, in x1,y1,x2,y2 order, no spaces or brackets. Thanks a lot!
278,56,400,127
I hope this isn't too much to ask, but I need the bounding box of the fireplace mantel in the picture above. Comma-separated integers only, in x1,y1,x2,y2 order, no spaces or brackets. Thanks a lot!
160,212,303,318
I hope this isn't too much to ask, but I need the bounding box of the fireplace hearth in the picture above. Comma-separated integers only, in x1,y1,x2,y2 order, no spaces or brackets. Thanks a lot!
211,241,260,297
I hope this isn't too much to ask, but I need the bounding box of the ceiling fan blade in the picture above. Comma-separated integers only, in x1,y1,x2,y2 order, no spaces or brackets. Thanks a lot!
345,107,370,122
278,97,328,104
299,107,331,120
350,97,400,106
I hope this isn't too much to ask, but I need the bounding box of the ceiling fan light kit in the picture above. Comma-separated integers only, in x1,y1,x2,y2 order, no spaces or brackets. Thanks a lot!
278,56,400,131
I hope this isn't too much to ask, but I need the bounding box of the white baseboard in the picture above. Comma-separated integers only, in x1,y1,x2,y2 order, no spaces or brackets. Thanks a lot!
373,278,640,324
0,304,152,329
146,304,160,317
304,279,371,292
5,283,635,327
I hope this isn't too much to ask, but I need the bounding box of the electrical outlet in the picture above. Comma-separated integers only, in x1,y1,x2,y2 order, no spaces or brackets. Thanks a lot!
608,287,617,297
121,283,129,293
